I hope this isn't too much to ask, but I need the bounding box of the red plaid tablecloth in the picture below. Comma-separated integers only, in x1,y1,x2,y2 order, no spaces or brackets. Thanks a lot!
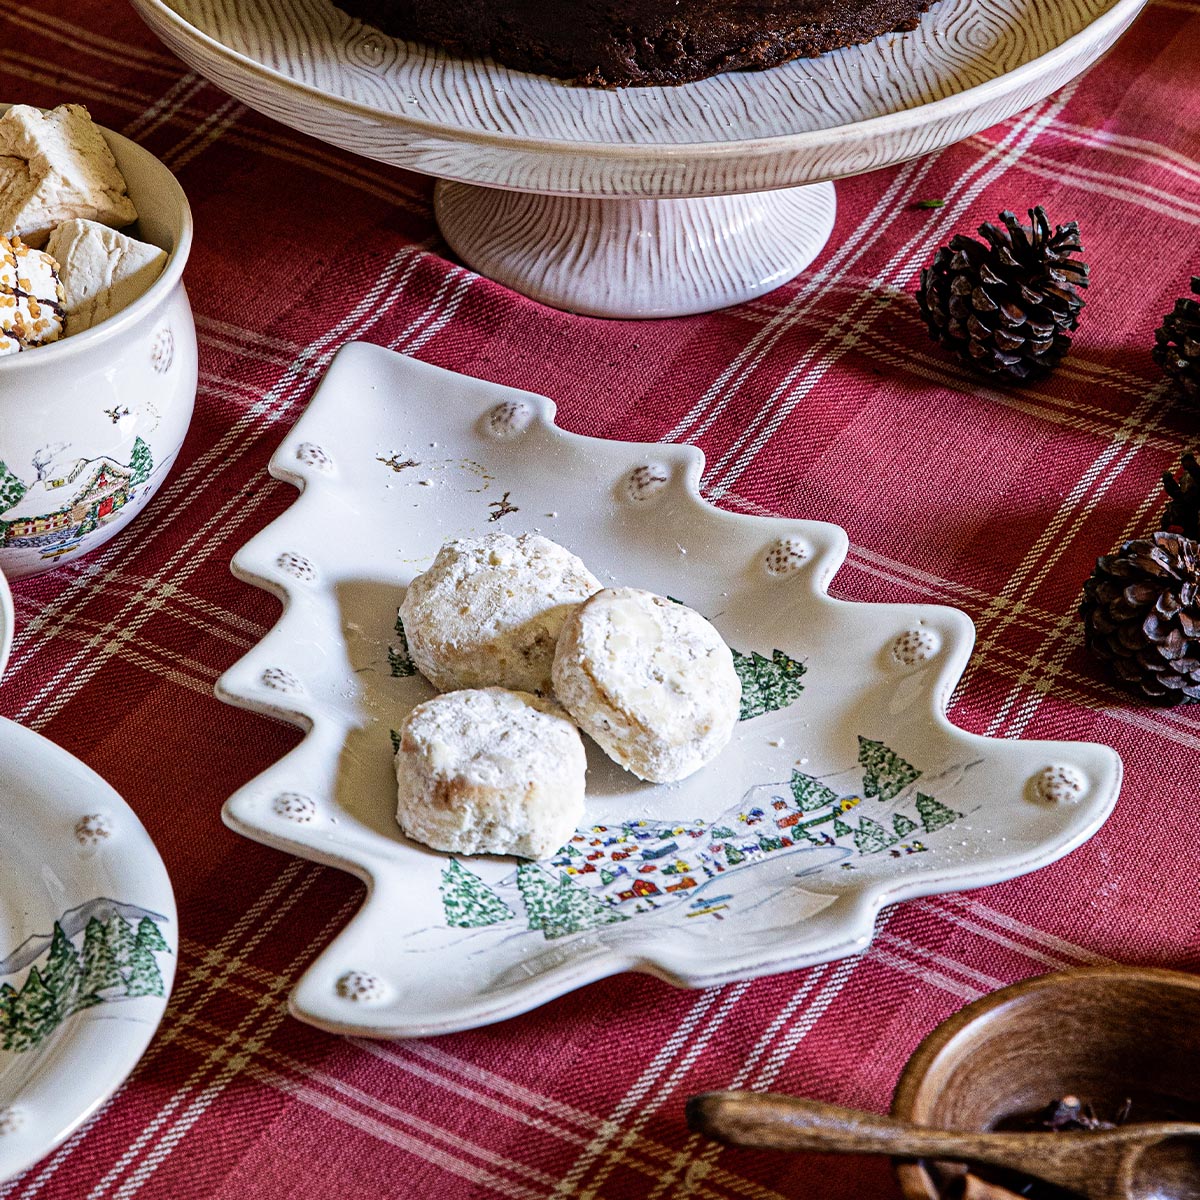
2,2,1199,1195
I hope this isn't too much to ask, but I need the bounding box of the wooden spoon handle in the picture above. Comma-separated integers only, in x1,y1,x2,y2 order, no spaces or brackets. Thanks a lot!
687,1091,1069,1169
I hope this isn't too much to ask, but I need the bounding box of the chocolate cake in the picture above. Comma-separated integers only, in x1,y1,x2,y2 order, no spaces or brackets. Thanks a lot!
338,0,937,87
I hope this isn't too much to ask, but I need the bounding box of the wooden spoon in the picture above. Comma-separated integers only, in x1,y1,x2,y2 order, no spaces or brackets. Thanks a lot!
686,1091,1200,1200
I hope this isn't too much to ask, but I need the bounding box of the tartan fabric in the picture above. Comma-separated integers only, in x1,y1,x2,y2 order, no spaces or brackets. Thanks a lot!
2,2,1199,1196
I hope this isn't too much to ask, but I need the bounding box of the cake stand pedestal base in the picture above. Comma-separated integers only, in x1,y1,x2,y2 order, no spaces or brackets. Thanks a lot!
434,181,837,319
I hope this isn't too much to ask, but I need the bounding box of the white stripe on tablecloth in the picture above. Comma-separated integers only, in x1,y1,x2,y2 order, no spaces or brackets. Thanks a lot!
1047,119,1200,185
982,146,1200,223
548,986,731,1197
869,947,985,1001
986,408,1171,739
916,899,1114,969
874,931,1009,993
661,957,864,1200
123,75,208,141
569,981,756,1200
704,84,1081,499
357,1040,792,1200
737,281,1167,401
934,894,1115,964
161,97,246,173
958,388,1167,734
663,154,935,448
8,4,181,69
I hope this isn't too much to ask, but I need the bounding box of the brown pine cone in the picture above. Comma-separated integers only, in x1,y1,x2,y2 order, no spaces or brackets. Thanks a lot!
917,207,1088,383
1163,452,1200,537
1154,276,1200,401
1080,531,1200,704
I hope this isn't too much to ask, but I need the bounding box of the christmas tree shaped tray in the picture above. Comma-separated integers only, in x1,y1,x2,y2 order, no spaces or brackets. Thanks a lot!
0,595,177,1182
217,343,1121,1038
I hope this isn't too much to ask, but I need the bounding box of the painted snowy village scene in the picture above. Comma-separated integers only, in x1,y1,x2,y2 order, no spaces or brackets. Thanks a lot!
0,900,171,1055
387,613,969,949
0,438,156,569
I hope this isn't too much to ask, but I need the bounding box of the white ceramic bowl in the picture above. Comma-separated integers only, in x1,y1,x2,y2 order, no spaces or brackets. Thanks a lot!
0,113,196,579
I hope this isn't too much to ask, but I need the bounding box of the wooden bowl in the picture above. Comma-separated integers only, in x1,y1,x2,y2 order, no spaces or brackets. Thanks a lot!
891,967,1200,1199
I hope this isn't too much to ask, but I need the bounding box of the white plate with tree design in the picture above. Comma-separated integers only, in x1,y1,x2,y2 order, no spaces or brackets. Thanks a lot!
0,580,177,1182
216,343,1120,1038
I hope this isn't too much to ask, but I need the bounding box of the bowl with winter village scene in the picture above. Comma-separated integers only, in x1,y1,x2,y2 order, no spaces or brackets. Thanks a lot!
0,584,177,1181
0,107,196,580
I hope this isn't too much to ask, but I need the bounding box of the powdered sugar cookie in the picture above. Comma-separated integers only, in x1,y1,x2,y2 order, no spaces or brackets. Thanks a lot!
394,687,586,859
400,533,601,694
552,588,740,783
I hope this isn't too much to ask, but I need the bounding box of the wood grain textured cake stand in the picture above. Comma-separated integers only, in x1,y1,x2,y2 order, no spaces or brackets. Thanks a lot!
131,0,1147,318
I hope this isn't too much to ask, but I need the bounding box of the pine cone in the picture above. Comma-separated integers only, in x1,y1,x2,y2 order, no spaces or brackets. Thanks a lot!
917,207,1088,382
1162,452,1200,537
1153,276,1200,400
1080,531,1200,704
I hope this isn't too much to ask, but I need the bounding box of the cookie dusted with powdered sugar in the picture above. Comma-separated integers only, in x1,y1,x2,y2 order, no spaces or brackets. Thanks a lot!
400,533,601,694
394,688,586,859
552,588,740,783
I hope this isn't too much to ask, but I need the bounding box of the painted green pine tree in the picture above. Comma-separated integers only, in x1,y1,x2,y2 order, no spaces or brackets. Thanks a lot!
441,859,514,928
790,770,840,813
892,813,919,839
517,863,557,935
517,864,628,940
78,503,101,538
5,968,57,1052
0,461,26,512
136,916,169,955
734,649,807,720
854,816,898,855
916,793,961,833
832,818,854,838
857,737,921,802
389,612,417,678
125,919,167,998
41,923,83,1022
81,916,120,998
0,983,15,1043
129,437,153,486
0,914,171,1053
106,914,137,990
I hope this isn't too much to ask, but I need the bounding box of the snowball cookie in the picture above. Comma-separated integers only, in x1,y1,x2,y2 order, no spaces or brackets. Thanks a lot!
400,533,601,694
552,588,741,784
394,688,586,859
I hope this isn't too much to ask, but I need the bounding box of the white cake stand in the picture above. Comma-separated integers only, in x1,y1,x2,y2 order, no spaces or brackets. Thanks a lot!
131,0,1147,318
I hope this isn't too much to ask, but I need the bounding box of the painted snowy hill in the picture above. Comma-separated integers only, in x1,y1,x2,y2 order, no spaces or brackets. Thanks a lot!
1,898,171,1054
0,898,167,975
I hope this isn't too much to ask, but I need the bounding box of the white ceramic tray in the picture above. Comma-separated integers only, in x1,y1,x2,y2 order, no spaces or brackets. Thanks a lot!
130,0,1147,315
0,576,177,1182
216,344,1120,1038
